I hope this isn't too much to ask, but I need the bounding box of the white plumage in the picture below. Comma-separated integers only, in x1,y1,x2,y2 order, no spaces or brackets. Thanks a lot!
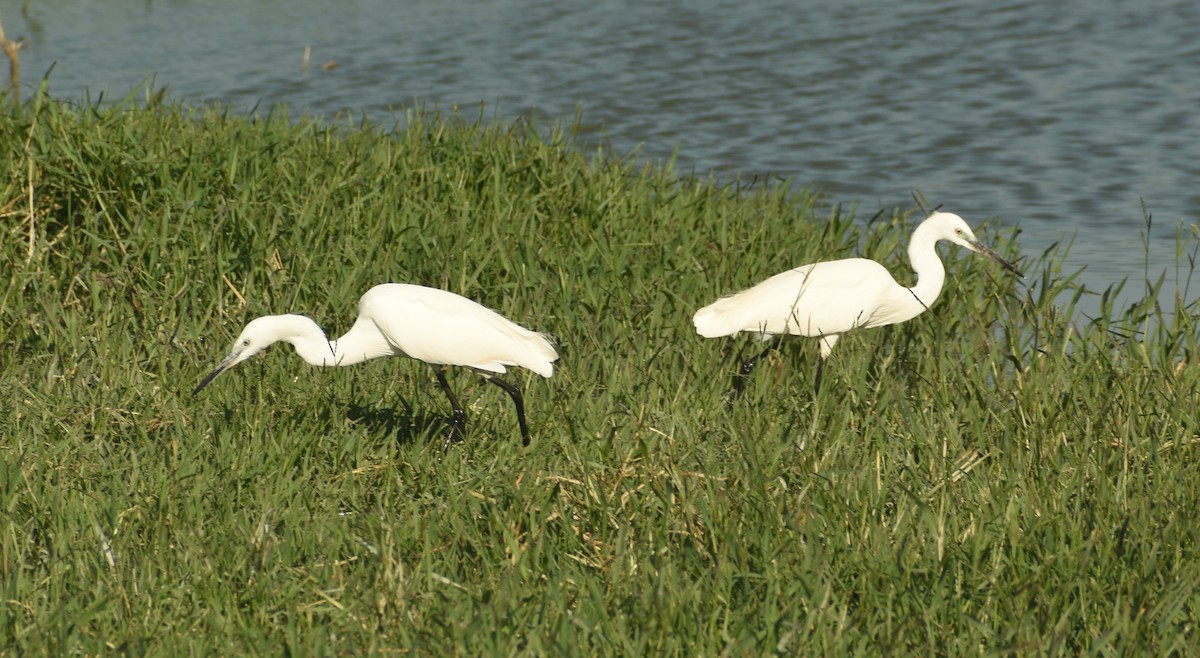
694,212,1021,390
341,284,557,377
194,283,558,445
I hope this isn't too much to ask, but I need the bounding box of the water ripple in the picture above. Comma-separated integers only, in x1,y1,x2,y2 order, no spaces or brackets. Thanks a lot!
9,0,1200,293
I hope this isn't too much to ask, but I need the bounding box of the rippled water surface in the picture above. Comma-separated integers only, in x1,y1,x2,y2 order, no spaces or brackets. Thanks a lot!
10,0,1200,305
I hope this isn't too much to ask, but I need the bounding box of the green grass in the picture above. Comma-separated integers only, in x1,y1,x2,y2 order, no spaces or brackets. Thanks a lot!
1,89,1198,655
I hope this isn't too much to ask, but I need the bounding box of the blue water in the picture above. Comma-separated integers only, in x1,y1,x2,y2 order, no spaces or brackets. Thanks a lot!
9,0,1200,310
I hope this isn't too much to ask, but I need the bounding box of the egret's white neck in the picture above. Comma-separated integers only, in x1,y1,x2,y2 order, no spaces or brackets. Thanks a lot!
262,314,394,368
905,222,948,311
268,315,342,367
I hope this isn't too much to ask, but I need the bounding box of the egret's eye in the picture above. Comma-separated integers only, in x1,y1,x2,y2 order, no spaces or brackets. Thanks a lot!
242,339,251,346
955,228,963,235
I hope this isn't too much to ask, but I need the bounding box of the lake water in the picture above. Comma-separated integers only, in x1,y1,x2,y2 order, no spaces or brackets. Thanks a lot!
8,0,1200,313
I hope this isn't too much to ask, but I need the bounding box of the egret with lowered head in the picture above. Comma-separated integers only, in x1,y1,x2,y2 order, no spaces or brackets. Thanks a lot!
693,211,1021,395
194,283,558,447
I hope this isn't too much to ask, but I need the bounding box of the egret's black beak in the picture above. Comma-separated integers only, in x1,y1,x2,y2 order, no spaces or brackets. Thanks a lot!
970,240,1023,278
193,353,236,395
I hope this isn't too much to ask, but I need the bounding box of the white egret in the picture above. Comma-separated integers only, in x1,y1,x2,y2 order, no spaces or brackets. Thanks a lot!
692,212,1022,395
193,283,558,446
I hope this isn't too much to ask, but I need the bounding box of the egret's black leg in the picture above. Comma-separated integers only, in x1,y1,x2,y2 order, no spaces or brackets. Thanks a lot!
725,337,784,403
480,374,531,446
435,368,466,451
813,356,826,397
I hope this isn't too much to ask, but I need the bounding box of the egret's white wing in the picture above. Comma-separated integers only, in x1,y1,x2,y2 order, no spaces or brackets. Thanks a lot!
363,284,557,377
694,258,902,339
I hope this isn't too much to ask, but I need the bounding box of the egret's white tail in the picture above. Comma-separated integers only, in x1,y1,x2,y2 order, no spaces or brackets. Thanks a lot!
693,297,741,338
522,333,559,378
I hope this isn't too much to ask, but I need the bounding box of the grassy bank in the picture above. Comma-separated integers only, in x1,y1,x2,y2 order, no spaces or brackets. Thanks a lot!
1,91,1197,655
